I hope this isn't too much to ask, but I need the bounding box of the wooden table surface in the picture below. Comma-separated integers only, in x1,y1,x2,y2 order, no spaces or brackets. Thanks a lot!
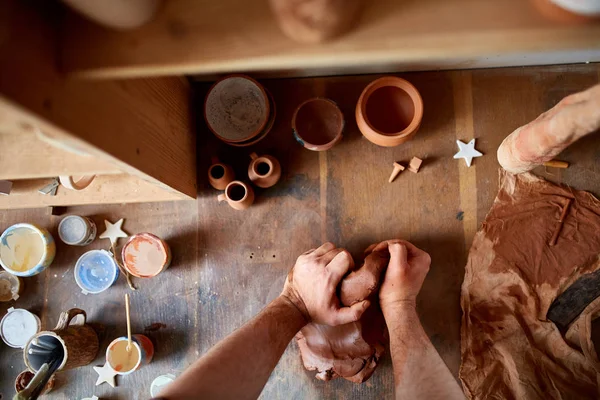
1,64,599,400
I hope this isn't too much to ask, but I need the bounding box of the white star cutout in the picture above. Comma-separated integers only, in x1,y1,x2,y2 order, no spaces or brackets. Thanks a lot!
99,219,128,246
453,139,483,167
93,362,117,387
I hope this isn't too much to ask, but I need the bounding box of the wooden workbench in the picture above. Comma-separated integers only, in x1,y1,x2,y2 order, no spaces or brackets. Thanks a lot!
1,64,599,399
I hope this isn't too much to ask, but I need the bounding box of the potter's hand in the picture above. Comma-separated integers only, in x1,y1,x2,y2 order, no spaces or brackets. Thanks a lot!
379,240,430,314
281,242,370,326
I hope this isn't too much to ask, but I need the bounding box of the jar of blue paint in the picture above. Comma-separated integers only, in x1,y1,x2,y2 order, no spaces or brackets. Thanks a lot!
74,250,119,295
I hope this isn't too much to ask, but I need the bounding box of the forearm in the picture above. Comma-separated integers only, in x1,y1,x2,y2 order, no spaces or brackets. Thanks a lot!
160,296,307,400
384,302,464,400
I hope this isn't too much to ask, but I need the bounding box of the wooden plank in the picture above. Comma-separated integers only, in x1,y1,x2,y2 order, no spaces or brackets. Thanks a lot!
60,0,600,79
0,175,189,209
1,64,599,399
0,0,197,199
0,99,122,179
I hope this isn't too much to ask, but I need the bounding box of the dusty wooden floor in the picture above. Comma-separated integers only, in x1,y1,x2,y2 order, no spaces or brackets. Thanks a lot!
1,64,599,400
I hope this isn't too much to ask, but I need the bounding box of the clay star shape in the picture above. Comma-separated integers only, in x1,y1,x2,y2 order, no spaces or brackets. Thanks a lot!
93,362,117,387
453,139,483,167
99,219,128,246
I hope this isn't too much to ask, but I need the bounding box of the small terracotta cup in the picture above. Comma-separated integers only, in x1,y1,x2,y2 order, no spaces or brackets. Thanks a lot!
208,157,235,190
248,152,281,188
292,98,344,151
15,370,55,395
356,76,423,147
218,181,255,211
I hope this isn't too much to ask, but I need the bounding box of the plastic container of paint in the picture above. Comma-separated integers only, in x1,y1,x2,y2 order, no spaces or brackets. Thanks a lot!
74,250,119,295
0,223,56,277
122,233,171,278
58,215,97,246
106,334,154,374
0,307,41,348
0,271,21,301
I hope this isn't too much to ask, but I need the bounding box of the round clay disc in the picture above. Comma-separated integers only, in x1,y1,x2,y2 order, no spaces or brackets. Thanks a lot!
204,76,269,142
150,374,176,397
0,271,20,301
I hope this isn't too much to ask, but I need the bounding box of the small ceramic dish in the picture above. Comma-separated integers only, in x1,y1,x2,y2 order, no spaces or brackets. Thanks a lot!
356,76,423,147
204,75,270,144
226,88,276,148
292,98,344,151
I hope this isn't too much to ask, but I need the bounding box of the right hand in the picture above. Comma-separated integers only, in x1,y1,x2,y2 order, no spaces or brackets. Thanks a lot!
378,240,431,313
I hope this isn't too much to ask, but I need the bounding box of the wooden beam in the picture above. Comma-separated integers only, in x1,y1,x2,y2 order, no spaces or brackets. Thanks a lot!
0,175,190,209
0,0,197,198
60,0,600,79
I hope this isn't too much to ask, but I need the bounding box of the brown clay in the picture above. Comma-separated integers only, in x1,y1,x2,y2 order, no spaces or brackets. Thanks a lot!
208,157,235,190
296,243,390,383
217,181,255,211
248,153,282,188
356,77,423,147
24,308,99,372
388,162,405,183
204,75,270,143
408,157,423,173
292,98,344,151
269,0,363,43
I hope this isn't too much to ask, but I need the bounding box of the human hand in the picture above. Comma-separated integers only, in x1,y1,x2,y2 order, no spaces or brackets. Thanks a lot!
378,240,431,314
281,242,370,326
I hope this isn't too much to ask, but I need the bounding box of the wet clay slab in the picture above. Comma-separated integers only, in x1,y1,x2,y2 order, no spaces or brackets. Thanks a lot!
296,245,389,383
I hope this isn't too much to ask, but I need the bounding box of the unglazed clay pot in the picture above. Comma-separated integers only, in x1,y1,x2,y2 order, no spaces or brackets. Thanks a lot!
356,76,423,147
248,152,282,188
204,75,270,144
62,0,162,30
531,0,600,22
269,0,363,43
218,181,255,211
292,98,344,151
208,157,235,190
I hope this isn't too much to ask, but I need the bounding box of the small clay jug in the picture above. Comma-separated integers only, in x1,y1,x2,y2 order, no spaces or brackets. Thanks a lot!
208,157,235,190
248,152,281,188
24,308,99,372
218,181,255,211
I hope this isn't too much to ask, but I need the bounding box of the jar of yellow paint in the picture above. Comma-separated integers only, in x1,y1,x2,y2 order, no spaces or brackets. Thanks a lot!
0,224,56,277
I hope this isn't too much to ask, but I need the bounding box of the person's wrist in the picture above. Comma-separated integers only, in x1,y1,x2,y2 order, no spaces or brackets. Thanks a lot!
278,292,310,326
381,298,417,319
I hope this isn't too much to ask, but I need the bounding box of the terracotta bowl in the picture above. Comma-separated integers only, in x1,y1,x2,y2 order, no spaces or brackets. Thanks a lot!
292,98,344,151
204,75,270,143
356,76,423,147
227,88,276,148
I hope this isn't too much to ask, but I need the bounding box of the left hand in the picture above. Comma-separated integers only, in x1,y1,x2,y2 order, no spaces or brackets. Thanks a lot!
281,242,370,326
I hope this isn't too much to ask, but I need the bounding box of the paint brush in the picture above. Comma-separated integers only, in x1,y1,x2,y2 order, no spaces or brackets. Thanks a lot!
125,293,132,352
28,348,52,356
32,338,54,350
14,346,63,400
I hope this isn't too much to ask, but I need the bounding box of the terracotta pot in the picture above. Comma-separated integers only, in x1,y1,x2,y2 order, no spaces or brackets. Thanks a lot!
204,75,270,144
356,76,423,147
15,370,55,395
269,0,363,43
248,152,282,188
208,157,235,190
292,98,344,151
62,0,162,30
530,0,600,22
218,181,255,211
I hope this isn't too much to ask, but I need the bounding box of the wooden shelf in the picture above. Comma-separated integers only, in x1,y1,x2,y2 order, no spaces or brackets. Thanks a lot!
0,130,121,180
0,175,190,209
61,0,600,79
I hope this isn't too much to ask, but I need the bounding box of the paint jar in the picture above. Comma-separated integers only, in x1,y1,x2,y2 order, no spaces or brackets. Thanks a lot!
151,374,176,397
0,307,41,348
106,334,154,375
24,308,99,372
74,250,119,294
15,370,55,395
122,233,171,278
58,215,97,246
0,271,21,301
0,223,56,277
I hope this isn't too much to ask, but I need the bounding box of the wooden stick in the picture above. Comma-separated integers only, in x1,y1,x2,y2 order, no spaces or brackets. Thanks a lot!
549,198,573,246
125,293,132,352
111,244,136,291
543,160,570,169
